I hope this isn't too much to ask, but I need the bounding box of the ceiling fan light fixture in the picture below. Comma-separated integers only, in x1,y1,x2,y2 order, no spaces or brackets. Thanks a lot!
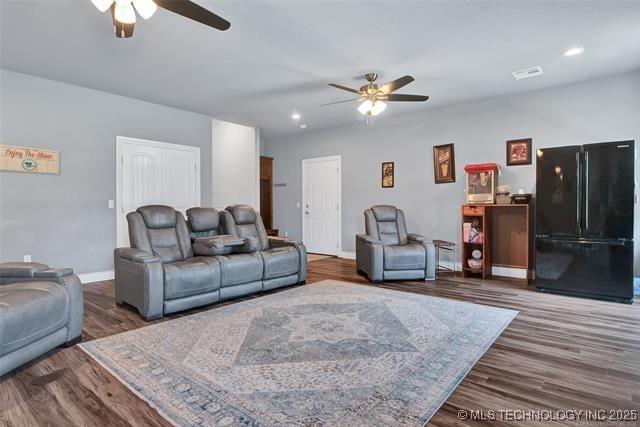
358,99,373,115
370,101,387,116
91,0,114,12
133,0,157,19
114,1,136,23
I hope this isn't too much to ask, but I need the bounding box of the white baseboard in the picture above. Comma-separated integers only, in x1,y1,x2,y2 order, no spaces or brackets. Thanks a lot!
338,256,526,279
439,261,527,279
78,270,114,284
339,251,356,260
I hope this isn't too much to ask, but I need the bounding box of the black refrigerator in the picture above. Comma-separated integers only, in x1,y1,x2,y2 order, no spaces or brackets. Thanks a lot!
535,140,635,303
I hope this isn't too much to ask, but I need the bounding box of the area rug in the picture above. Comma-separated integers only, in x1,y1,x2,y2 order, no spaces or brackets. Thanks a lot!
80,280,517,426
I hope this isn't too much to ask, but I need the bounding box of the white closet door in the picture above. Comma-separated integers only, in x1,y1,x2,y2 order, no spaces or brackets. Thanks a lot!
302,156,341,255
117,137,200,248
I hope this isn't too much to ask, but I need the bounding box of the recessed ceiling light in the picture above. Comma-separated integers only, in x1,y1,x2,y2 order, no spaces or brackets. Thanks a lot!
291,113,301,120
564,46,585,57
299,124,307,129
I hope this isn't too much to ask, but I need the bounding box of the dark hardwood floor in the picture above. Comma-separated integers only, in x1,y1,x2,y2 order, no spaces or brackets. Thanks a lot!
1,258,639,426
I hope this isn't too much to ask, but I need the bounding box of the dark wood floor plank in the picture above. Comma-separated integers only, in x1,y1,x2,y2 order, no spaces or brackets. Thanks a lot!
1,257,638,426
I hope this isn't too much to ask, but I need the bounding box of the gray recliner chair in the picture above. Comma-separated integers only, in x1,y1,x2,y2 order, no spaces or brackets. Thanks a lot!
115,205,223,320
356,205,436,282
0,262,83,376
222,205,307,291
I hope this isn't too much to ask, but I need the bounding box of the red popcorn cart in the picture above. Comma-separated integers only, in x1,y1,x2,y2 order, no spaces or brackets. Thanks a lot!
464,163,500,204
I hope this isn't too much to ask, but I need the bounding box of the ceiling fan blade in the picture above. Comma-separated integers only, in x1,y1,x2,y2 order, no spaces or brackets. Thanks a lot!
320,98,361,106
385,94,429,102
379,75,415,94
110,4,134,38
155,0,231,31
328,83,362,95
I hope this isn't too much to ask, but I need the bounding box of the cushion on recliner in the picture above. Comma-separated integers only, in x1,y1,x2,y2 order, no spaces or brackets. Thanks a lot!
138,205,178,229
148,228,186,263
377,221,401,245
226,205,257,224
371,205,398,222
383,243,426,270
163,257,221,300
261,246,300,280
187,208,220,233
0,281,68,356
216,252,263,287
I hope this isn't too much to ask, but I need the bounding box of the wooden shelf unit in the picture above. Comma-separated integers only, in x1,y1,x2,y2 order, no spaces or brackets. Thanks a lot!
260,156,278,236
461,203,533,280
462,205,491,279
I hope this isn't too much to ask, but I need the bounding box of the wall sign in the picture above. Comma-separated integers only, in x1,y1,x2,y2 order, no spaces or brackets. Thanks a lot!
0,145,59,174
381,162,394,188
433,143,456,184
506,138,532,166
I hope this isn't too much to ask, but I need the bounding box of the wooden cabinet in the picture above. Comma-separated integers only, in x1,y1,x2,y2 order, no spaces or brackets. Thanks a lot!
260,156,277,236
462,205,491,279
462,204,533,280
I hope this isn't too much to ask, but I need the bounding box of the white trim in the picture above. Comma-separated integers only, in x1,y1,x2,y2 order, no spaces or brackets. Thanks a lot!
439,261,528,279
301,155,342,256
491,266,528,279
116,136,201,248
78,270,114,284
339,251,356,260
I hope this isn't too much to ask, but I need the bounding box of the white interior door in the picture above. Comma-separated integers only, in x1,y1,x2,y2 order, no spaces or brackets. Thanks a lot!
302,155,341,255
117,137,200,247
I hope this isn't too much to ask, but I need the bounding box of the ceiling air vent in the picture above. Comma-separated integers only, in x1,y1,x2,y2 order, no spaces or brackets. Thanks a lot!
512,66,544,80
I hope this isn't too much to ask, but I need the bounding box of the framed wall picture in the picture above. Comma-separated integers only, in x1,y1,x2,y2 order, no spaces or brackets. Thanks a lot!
506,138,532,166
381,161,394,188
433,144,455,184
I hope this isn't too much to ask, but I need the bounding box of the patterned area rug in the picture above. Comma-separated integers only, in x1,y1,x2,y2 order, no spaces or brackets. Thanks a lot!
80,280,517,426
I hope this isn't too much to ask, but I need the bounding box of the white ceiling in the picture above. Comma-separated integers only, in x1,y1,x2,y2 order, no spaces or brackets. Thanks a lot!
2,0,639,140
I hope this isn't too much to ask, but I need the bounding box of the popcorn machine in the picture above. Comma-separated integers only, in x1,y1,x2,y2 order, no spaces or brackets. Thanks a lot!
464,163,499,204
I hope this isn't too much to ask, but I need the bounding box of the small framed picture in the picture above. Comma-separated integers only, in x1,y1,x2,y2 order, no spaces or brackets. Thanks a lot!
506,138,532,166
381,162,394,188
433,144,455,184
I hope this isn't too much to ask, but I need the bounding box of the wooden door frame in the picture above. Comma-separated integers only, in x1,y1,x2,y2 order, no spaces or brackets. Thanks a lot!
301,155,342,256
116,136,201,248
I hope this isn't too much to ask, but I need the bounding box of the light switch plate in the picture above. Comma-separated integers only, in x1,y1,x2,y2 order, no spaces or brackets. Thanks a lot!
108,200,115,209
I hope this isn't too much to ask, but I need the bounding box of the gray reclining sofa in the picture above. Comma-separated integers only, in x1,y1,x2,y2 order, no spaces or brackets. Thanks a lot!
114,204,306,320
356,205,436,282
0,262,83,376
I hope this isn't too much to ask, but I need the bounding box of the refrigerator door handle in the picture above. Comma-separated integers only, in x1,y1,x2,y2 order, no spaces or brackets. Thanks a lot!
585,150,589,233
575,151,582,236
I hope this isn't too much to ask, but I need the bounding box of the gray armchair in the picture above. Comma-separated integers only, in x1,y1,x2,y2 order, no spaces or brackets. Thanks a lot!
0,262,83,376
356,205,435,282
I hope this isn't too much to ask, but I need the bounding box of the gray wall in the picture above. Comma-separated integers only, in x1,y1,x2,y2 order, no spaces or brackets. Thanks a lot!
264,71,640,274
0,70,213,274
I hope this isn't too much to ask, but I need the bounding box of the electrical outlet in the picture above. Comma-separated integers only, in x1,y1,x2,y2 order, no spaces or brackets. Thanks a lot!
284,231,288,237
23,255,31,262
108,200,115,209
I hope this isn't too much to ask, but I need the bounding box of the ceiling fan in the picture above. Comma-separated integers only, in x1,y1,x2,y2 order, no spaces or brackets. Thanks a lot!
90,0,230,38
326,73,429,118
